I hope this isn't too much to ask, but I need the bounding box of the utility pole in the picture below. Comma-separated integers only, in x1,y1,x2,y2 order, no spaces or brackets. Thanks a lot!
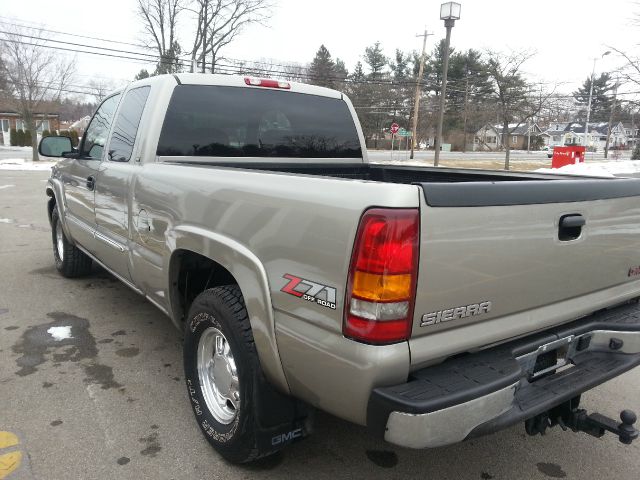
434,24,453,166
434,2,461,166
410,29,433,159
462,72,469,152
585,51,611,153
604,76,619,159
584,58,597,152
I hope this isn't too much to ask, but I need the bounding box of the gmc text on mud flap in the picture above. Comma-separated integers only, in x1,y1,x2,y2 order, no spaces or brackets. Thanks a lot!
281,274,337,310
271,428,303,446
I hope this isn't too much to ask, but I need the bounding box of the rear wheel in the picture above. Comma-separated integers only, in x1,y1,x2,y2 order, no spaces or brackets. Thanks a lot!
183,286,269,464
51,208,92,277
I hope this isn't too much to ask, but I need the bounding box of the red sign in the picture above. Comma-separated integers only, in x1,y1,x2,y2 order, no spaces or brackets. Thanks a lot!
390,123,400,135
551,146,586,169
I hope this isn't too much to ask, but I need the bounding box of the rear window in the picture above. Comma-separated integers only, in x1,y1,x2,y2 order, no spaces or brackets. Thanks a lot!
157,85,362,158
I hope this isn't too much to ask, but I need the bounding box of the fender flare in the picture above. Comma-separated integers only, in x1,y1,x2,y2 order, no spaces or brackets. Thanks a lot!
170,224,290,394
45,179,73,240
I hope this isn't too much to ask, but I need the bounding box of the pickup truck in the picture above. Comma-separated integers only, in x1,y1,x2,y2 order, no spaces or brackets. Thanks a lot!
40,74,640,463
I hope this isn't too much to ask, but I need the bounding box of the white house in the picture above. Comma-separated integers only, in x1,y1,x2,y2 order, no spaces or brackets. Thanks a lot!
543,121,628,151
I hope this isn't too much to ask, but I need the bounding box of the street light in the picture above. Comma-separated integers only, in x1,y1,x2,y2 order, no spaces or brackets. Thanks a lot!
434,2,461,166
584,50,610,152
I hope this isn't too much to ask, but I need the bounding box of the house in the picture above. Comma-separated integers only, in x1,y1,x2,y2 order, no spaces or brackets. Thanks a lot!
624,123,639,148
69,116,91,134
0,100,61,146
474,123,543,151
543,121,628,151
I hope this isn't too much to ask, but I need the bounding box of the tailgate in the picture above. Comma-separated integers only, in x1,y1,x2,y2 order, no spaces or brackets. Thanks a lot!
410,178,640,364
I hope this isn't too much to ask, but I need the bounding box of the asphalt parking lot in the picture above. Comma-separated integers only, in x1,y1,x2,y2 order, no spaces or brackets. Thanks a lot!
1,170,639,480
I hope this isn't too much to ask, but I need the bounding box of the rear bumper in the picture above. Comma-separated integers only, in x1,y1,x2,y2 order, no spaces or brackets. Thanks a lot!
367,301,640,449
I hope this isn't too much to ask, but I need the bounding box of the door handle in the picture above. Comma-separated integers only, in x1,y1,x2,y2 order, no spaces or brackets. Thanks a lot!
86,175,95,191
559,214,585,241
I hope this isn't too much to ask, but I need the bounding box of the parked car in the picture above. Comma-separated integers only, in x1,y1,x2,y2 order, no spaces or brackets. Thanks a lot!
39,74,640,464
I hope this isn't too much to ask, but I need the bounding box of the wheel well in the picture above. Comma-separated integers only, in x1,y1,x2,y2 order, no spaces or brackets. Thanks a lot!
46,190,56,224
169,250,238,326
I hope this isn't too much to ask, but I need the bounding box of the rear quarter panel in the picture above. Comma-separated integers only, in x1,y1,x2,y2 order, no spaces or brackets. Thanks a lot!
130,163,419,423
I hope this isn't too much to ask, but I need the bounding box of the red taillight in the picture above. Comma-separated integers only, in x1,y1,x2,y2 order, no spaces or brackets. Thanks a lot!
343,209,419,345
244,77,291,89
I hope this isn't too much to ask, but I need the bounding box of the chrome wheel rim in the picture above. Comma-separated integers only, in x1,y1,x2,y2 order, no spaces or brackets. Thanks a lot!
55,220,64,261
197,326,240,424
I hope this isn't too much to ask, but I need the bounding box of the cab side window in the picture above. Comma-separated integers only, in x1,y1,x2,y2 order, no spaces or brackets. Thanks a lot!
80,94,122,159
107,87,151,162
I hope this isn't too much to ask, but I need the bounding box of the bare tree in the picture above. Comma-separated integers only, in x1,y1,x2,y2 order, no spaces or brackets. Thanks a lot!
610,47,640,90
137,0,186,74
188,0,272,73
230,57,307,81
87,79,115,103
485,50,554,169
0,26,74,161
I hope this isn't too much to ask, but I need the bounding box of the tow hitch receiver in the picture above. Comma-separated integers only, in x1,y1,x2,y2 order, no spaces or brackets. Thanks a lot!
525,398,639,445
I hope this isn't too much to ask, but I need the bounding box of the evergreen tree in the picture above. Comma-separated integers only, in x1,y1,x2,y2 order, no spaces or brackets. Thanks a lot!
16,129,25,147
390,49,410,81
350,61,366,81
334,58,348,84
389,50,412,128
308,45,337,88
155,41,183,75
135,69,151,81
364,42,387,80
573,73,614,122
9,128,17,146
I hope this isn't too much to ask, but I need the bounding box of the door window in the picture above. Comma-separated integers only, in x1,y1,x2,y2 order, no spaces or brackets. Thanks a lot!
107,86,150,162
80,93,122,160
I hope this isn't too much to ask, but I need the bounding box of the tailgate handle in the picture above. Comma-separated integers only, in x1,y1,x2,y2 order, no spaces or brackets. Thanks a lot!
559,214,585,241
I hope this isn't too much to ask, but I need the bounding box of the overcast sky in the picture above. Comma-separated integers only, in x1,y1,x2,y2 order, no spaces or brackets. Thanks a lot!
1,0,638,95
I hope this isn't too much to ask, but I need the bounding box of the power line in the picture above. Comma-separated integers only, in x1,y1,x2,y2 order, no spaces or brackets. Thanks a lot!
0,16,149,49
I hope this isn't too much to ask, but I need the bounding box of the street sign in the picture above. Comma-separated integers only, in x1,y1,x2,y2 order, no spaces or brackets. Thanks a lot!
390,123,399,135
398,128,412,137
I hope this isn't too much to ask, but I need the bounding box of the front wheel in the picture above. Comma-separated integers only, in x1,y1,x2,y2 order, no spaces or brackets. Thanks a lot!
51,208,92,278
183,286,267,464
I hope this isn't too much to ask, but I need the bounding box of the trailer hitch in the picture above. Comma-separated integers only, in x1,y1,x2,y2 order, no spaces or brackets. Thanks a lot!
560,409,639,444
525,398,638,445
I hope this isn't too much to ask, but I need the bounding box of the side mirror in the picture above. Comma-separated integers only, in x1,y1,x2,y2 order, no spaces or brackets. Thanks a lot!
39,136,74,158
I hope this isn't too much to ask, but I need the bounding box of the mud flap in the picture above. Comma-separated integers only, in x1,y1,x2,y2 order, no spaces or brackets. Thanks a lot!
252,374,313,454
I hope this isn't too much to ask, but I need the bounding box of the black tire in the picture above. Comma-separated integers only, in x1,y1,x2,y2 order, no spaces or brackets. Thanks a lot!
183,285,268,464
51,207,92,278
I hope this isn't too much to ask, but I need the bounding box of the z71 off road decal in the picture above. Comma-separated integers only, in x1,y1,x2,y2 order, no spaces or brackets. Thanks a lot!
281,274,337,310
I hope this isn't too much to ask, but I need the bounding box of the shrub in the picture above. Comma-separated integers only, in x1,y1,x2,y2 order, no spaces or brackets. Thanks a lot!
24,130,32,147
9,128,17,146
633,144,640,160
70,130,79,147
42,129,51,138
16,129,25,147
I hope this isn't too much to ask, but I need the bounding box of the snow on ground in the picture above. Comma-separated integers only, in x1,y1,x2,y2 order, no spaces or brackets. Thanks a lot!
0,158,56,171
535,160,640,177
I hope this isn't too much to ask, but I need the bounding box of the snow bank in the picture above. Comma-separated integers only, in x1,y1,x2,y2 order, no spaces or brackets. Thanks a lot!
0,158,56,171
535,160,640,178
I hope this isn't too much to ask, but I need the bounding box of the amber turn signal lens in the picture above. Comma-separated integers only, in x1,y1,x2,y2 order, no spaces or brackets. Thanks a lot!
351,271,412,302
